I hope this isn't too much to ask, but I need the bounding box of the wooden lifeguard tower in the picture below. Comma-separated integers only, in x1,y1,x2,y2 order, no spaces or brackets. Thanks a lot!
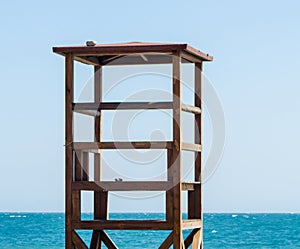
53,42,213,249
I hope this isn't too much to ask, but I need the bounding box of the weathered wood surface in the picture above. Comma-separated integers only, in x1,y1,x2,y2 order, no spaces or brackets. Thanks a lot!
73,101,173,111
72,231,88,249
159,231,174,249
73,141,173,151
65,54,74,249
172,50,183,249
72,220,172,230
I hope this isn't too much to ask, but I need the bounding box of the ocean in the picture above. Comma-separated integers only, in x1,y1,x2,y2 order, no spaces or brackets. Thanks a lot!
0,213,299,248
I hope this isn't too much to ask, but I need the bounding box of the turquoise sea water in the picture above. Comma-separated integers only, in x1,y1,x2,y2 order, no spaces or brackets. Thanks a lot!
0,213,299,248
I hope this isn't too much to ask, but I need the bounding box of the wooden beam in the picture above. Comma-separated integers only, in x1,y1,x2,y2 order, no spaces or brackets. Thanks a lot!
192,229,201,249
72,220,172,230
182,219,202,230
72,231,88,249
92,64,108,249
72,190,81,222
166,149,173,222
90,231,101,249
73,151,82,221
159,231,173,249
101,231,118,249
184,229,201,248
180,50,202,64
65,53,74,249
195,63,202,220
82,152,89,181
73,101,174,111
72,181,173,191
172,50,183,249
181,103,201,115
182,182,200,191
75,110,100,117
73,141,172,152
181,142,202,152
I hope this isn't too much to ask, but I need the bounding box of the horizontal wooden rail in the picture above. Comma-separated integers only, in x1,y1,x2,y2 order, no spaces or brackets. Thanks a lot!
182,219,202,230
182,182,200,191
72,142,200,152
181,142,202,152
72,181,198,192
72,220,172,230
74,110,100,117
181,103,201,114
73,102,201,115
72,181,173,191
73,141,172,152
73,102,173,111
72,219,201,230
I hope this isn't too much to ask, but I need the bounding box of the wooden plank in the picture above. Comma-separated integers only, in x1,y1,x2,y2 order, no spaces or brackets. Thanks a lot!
73,101,173,111
195,63,202,221
101,231,118,249
180,50,203,64
181,142,202,152
159,231,173,249
72,231,88,249
73,141,172,151
182,219,202,230
75,110,100,116
91,65,106,249
93,65,105,218
181,103,201,114
75,151,82,181
188,189,195,219
72,190,81,222
72,181,173,191
73,151,82,221
53,44,185,56
172,50,183,249
192,229,201,249
90,231,101,249
72,220,172,230
182,182,200,191
184,229,201,248
65,53,74,249
166,149,173,222
82,152,89,181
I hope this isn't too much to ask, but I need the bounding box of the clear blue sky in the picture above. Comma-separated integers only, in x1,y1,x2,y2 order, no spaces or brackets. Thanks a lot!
0,0,299,213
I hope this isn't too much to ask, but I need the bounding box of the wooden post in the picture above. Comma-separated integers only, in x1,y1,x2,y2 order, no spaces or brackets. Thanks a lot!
166,148,174,222
195,62,203,248
65,53,74,249
172,50,183,249
90,65,108,249
72,151,82,221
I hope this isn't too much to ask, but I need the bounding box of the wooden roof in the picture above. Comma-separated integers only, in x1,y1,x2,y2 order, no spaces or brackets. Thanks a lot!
53,41,213,65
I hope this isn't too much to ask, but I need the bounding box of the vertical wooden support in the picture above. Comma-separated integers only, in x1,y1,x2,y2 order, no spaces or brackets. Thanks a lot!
82,152,89,181
195,62,203,248
72,151,82,221
65,53,74,249
172,50,183,249
166,149,174,222
91,65,108,249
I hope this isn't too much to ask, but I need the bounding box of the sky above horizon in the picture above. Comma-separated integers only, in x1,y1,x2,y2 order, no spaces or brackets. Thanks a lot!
0,0,300,213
